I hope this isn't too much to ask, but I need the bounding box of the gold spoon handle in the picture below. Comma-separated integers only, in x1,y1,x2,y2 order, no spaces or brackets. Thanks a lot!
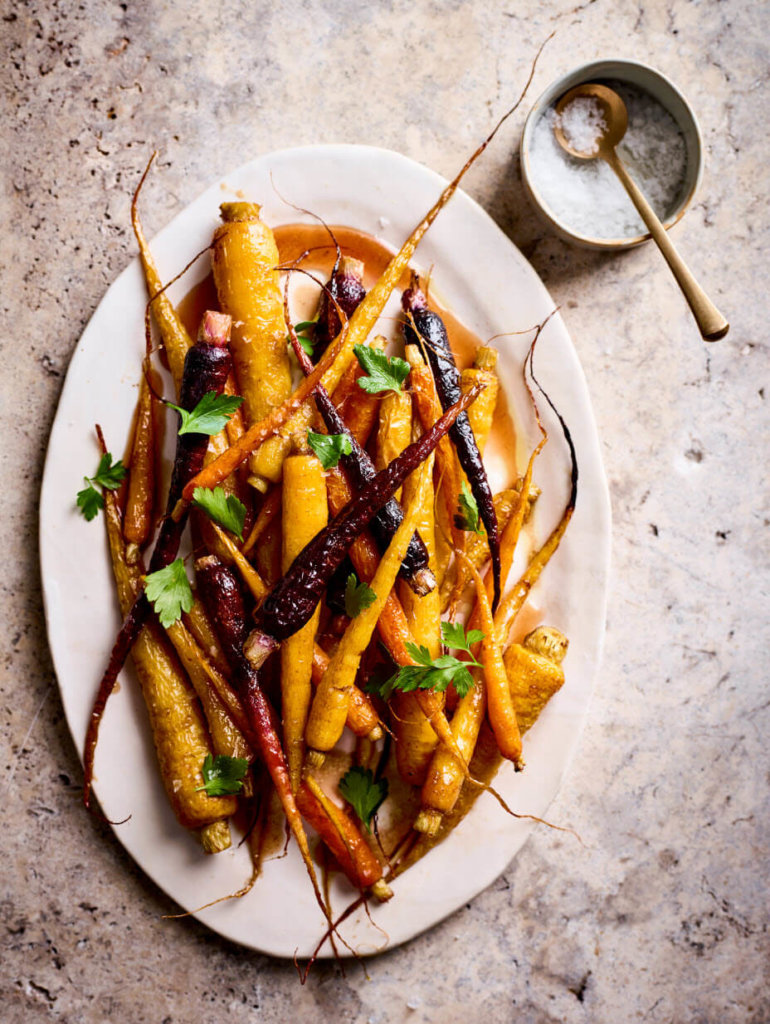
605,150,729,342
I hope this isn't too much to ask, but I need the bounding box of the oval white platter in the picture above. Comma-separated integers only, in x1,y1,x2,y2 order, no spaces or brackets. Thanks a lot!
39,145,611,959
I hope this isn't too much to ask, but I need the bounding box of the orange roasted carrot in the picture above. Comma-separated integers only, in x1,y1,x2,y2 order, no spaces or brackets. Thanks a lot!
297,777,391,899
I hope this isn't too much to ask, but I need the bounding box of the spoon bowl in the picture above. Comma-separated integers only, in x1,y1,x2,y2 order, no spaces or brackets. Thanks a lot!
554,83,629,158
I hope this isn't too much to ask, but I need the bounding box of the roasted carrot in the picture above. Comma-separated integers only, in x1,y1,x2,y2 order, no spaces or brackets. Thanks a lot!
439,486,534,612
83,312,234,807
281,442,328,790
398,628,567,867
375,389,412,502
414,668,486,836
242,487,281,557
97,435,235,848
123,371,158,550
328,335,385,448
305,458,432,761
195,556,329,919
460,346,499,458
313,255,367,363
403,274,502,609
212,202,309,489
310,644,382,740
286,314,434,596
179,320,350,504
405,344,465,573
462,552,523,769
248,384,484,646
131,158,192,391
296,777,391,899
393,449,442,787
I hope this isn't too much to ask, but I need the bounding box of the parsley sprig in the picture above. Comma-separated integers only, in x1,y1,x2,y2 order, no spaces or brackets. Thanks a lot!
353,344,410,395
344,572,377,619
191,485,246,541
307,429,353,469
76,453,127,521
144,558,193,628
196,754,250,796
377,622,484,700
288,320,318,358
338,767,388,833
455,480,483,535
167,392,243,436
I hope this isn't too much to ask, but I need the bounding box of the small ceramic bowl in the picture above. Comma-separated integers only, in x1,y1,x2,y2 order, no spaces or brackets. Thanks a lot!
520,59,704,251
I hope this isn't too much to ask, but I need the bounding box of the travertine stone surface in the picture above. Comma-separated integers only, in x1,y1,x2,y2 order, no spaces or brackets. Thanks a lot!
2,1,768,1021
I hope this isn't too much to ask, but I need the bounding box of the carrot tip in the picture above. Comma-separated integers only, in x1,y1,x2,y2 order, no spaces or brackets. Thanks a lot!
413,808,442,836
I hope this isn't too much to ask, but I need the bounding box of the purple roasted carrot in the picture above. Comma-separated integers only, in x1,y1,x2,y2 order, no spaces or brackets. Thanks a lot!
313,256,367,362
246,381,484,650
402,275,502,609
194,556,329,918
83,311,233,810
287,313,434,596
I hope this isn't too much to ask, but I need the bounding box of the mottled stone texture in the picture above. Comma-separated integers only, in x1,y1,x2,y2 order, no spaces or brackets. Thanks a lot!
2,0,768,1021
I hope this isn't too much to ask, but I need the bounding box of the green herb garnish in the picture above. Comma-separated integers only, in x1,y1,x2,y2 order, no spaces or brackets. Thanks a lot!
191,485,246,541
353,344,410,395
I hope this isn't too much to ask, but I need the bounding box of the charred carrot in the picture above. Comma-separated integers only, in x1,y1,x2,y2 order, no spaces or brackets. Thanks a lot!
305,458,432,760
248,383,484,646
403,274,502,609
83,312,233,807
286,316,434,596
281,442,328,791
313,255,367,363
296,777,391,899
242,487,281,557
195,556,329,918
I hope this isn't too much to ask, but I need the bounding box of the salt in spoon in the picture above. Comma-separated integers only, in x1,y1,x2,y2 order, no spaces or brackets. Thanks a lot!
554,83,729,342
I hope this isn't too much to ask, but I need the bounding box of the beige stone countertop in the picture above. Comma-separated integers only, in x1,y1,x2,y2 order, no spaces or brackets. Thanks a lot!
3,1,768,1021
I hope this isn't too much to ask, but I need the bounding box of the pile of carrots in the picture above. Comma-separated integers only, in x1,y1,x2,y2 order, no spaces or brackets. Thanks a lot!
83,136,576,947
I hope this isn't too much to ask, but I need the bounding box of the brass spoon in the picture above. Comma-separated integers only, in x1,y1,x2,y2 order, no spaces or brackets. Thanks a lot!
554,83,729,342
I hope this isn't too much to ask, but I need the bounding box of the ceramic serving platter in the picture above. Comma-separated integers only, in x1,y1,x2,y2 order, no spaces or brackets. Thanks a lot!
39,145,611,958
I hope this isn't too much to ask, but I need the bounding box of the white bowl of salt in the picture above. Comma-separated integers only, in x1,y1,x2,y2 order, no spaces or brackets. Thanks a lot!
521,60,703,250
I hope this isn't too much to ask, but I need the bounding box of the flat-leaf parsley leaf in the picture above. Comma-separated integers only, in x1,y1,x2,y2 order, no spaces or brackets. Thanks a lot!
344,572,377,618
167,392,243,436
338,766,388,832
454,480,483,535
76,452,127,521
144,558,193,628
191,485,246,541
353,344,410,395
196,753,250,796
307,429,353,469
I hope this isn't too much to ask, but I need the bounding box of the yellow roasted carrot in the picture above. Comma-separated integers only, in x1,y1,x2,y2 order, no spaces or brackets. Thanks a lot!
375,388,412,502
212,203,312,488
394,450,441,786
281,443,328,791
123,370,159,550
101,457,235,850
460,346,499,458
305,459,432,762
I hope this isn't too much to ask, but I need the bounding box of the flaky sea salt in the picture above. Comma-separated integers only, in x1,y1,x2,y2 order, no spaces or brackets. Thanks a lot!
528,80,687,240
557,96,607,156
